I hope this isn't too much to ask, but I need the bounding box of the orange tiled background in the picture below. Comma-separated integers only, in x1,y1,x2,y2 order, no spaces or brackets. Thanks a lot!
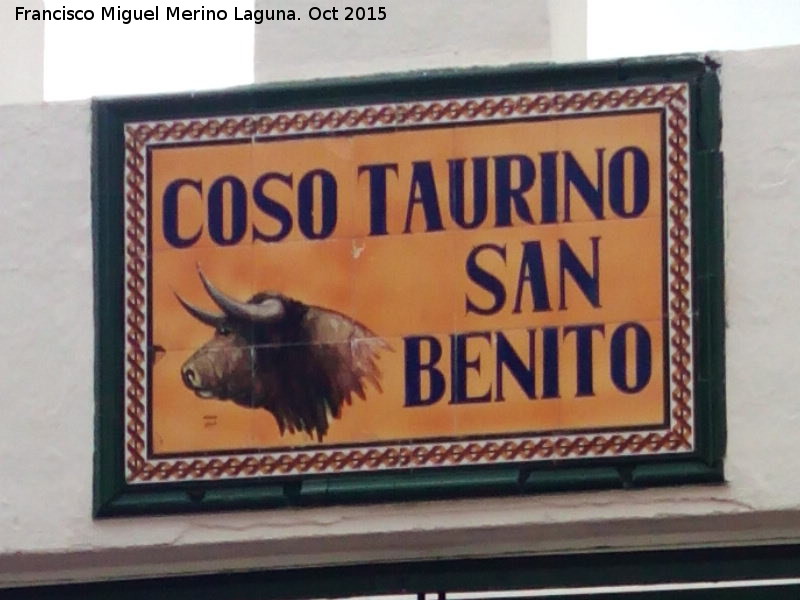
148,111,665,454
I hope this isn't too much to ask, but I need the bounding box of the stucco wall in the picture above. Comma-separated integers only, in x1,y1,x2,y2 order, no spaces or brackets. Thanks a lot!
253,0,586,81
0,0,43,104
0,44,799,587
254,0,560,81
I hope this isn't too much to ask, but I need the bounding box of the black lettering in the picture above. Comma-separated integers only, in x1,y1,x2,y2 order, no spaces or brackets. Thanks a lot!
404,336,446,407
450,332,493,404
495,155,535,227
208,176,247,246
563,324,605,397
404,161,444,233
162,178,202,249
564,149,605,221
513,240,551,313
559,237,601,309
495,330,536,401
358,163,397,236
465,244,507,316
611,322,652,393
252,172,293,243
298,169,337,240
609,146,649,218
449,157,488,229
542,326,560,398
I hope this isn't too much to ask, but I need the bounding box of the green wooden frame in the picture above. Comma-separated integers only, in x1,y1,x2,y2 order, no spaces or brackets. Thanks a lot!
93,56,724,517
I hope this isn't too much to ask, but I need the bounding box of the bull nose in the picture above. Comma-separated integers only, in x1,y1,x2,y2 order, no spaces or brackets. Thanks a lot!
182,366,200,389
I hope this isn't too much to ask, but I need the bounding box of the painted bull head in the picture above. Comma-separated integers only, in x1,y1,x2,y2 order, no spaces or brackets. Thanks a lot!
175,267,387,441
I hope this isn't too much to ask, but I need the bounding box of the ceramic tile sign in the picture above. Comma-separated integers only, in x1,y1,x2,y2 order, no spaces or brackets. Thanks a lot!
94,61,724,516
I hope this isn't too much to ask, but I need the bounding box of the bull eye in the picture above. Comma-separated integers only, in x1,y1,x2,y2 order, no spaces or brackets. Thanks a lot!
216,326,232,336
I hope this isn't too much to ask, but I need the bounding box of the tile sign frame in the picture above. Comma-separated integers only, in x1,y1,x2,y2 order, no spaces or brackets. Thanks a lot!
93,57,724,517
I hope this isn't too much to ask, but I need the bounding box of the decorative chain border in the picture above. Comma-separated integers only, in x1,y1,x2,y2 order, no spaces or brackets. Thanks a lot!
666,88,693,445
128,87,679,143
135,432,689,481
124,134,148,475
123,85,693,482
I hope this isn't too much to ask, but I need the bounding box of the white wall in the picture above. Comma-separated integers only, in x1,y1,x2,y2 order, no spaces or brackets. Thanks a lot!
0,0,44,104
588,0,800,59
43,0,255,101
2,41,800,588
254,0,586,81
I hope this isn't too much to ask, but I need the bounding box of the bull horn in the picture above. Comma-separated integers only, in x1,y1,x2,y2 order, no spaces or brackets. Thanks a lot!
197,266,285,322
174,292,225,328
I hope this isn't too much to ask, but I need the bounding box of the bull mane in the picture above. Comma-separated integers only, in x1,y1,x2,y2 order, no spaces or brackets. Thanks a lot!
250,310,386,440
